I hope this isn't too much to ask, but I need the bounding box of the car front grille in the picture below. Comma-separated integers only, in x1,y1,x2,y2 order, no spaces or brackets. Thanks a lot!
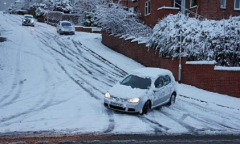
128,108,135,112
109,105,126,111
111,96,128,102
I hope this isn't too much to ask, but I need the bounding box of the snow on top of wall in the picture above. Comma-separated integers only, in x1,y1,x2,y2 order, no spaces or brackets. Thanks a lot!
131,37,149,44
92,27,102,32
186,61,216,65
124,36,136,40
114,34,122,37
214,66,240,71
119,34,130,39
157,6,180,11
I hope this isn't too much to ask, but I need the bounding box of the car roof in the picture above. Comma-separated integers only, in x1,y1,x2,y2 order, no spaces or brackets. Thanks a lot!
131,67,173,80
60,21,71,23
24,14,33,17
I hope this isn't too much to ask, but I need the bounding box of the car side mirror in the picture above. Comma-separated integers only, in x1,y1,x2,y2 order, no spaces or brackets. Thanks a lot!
153,88,158,93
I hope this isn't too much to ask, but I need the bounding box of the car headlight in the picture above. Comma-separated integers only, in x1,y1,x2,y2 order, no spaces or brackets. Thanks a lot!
23,19,26,22
31,19,34,23
128,98,140,103
105,92,110,98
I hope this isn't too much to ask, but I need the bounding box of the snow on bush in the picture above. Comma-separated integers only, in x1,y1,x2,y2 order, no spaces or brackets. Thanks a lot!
73,0,101,26
148,13,240,67
54,0,72,13
44,11,63,25
94,1,152,38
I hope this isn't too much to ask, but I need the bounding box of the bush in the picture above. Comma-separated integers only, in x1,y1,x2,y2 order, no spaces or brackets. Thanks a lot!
148,13,240,67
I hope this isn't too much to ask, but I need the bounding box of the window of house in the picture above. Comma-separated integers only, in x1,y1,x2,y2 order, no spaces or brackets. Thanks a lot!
221,0,226,8
174,0,181,9
145,1,151,16
235,0,240,10
129,7,134,13
190,0,197,8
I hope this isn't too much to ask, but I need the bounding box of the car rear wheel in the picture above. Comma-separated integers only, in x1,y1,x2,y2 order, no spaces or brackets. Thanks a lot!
167,93,176,106
141,101,150,115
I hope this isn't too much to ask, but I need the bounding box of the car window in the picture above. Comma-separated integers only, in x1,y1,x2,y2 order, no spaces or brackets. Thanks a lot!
163,75,171,86
154,76,164,88
61,22,72,26
120,74,151,89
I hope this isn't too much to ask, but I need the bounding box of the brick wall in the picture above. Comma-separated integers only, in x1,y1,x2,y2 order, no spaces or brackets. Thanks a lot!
139,0,178,27
102,32,240,98
197,0,240,20
138,0,240,27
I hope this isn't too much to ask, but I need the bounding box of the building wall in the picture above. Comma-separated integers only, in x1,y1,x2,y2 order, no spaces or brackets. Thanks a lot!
102,31,240,98
113,0,138,8
139,0,178,27
136,0,240,27
196,0,240,20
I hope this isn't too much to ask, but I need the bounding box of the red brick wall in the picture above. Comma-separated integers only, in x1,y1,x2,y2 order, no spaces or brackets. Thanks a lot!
139,0,240,27
75,27,101,33
139,0,178,27
187,0,240,20
102,32,240,98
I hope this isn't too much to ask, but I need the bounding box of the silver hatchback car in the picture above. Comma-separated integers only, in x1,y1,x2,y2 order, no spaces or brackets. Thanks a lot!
22,14,35,26
56,21,75,35
104,67,177,114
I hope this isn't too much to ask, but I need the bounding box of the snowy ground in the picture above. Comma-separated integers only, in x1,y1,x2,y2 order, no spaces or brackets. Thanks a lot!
0,12,240,136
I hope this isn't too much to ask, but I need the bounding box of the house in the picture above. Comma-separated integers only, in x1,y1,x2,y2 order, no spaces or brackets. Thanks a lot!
116,0,240,27
113,0,139,13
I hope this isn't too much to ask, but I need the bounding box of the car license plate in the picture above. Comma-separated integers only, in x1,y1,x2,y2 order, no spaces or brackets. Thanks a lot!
110,102,122,107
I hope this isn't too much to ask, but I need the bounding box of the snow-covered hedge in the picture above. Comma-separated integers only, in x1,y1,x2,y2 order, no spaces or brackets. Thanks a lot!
148,13,240,67
44,11,63,25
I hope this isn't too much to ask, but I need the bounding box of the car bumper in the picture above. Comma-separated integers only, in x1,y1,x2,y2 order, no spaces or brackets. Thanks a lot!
62,31,75,34
59,29,75,34
22,22,34,26
104,98,143,113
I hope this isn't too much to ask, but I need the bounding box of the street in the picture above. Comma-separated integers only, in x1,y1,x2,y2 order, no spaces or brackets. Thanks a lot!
0,13,240,143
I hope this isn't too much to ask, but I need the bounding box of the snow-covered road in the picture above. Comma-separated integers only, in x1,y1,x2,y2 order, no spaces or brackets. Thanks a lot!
0,13,240,136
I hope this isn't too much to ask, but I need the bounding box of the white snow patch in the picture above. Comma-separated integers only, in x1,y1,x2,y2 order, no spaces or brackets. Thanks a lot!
214,66,240,71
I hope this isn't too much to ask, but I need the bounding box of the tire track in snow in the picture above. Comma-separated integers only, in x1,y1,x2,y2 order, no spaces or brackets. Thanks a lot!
54,37,124,82
180,98,240,121
138,115,170,134
159,110,200,135
0,23,24,107
0,25,65,126
104,110,115,133
34,30,116,133
37,30,123,84
74,40,127,77
36,33,117,93
173,99,240,132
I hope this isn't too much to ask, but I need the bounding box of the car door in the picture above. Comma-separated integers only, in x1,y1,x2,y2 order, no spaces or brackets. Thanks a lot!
162,75,172,102
152,76,167,107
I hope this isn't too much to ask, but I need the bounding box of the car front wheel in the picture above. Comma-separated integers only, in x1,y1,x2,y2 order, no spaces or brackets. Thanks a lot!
167,93,176,106
141,101,150,115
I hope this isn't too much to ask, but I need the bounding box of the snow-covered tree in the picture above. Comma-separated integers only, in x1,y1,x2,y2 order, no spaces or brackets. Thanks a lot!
147,13,240,67
94,1,152,37
72,0,106,26
53,0,72,13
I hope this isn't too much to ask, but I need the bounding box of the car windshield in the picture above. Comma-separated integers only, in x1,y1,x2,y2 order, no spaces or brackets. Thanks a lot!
25,16,32,19
61,22,72,26
120,75,151,89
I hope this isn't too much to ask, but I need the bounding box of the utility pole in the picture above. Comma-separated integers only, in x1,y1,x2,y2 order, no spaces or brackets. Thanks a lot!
178,31,182,84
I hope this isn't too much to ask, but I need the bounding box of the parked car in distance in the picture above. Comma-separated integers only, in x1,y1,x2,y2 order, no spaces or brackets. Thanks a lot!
22,14,35,26
56,21,75,35
104,67,177,115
